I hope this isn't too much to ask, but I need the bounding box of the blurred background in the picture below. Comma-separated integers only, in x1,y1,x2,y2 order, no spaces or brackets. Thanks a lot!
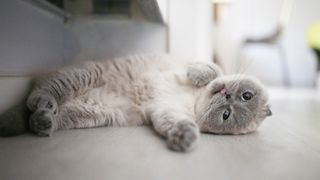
0,0,320,111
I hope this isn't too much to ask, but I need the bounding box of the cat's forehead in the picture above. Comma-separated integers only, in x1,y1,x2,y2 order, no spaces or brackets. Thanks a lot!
227,75,265,92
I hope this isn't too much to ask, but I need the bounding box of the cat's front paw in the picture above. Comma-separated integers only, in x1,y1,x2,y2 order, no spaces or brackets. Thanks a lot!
167,121,200,152
29,109,57,137
187,63,222,87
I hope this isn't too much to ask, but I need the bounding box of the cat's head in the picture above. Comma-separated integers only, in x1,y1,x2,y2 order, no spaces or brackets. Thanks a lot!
195,75,271,134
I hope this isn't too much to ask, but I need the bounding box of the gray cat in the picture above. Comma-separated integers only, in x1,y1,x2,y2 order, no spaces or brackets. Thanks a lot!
0,54,271,151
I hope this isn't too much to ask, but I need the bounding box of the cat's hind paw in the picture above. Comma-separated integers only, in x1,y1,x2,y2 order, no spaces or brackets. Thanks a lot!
27,93,58,114
29,109,57,137
167,121,200,152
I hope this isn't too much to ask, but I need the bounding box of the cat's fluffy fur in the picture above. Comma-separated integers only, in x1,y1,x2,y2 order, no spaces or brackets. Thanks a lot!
0,54,272,151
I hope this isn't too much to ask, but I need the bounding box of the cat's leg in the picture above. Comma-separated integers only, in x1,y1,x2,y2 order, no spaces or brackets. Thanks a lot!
187,62,223,87
150,106,200,151
58,98,144,129
27,62,105,112
27,62,106,135
29,97,145,136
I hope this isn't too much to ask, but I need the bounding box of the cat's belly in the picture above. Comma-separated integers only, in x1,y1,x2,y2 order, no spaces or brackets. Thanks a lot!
81,84,152,125
78,62,196,125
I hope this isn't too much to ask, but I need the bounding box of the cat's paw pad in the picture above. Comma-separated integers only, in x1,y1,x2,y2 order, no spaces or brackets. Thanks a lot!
29,109,57,137
167,121,199,152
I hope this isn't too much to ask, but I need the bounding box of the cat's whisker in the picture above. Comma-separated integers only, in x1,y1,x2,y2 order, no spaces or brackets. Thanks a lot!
198,106,211,127
230,81,239,92
238,58,254,76
231,56,254,83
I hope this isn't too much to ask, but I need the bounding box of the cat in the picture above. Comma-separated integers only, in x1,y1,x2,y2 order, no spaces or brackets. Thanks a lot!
0,54,272,151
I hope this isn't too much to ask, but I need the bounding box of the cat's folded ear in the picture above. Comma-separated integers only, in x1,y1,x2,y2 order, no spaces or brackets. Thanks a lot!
263,105,272,117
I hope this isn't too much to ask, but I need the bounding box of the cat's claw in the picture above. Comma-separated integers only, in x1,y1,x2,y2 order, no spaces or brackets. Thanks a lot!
29,109,56,137
167,121,199,152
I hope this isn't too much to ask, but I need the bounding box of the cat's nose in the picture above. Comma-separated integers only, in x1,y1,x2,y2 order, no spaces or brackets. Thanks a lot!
225,94,231,100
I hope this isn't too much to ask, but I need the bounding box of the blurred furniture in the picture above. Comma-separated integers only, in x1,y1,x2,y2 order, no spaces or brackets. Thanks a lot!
212,0,232,69
240,0,295,86
307,22,320,70
307,22,320,87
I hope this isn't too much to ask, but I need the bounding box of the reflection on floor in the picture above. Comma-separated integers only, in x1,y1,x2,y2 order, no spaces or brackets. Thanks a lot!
0,87,320,180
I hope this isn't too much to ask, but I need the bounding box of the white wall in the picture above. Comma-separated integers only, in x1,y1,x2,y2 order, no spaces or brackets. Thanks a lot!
66,17,167,62
0,0,68,112
66,0,214,62
0,0,66,75
0,77,31,113
168,0,214,61
217,0,320,86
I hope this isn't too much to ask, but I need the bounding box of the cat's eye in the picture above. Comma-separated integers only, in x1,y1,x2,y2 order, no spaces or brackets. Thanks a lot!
241,91,254,101
223,108,231,120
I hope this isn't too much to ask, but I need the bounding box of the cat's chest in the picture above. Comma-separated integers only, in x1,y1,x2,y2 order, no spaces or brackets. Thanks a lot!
150,69,198,104
83,64,195,107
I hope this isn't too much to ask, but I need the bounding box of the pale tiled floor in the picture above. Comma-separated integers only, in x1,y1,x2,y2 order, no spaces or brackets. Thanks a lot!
0,87,320,180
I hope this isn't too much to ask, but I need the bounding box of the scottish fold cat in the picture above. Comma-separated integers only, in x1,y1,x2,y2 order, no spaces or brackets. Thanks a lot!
0,54,271,151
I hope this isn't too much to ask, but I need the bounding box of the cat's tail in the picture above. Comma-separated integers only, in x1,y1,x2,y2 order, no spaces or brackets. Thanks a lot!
0,101,31,137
